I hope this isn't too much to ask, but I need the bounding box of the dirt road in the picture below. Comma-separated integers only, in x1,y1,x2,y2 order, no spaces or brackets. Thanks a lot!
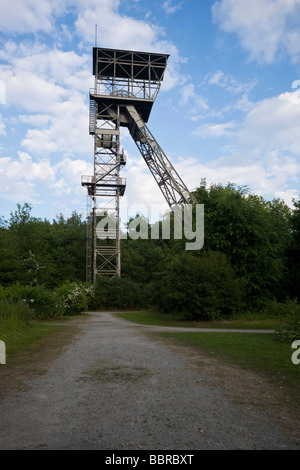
0,312,299,450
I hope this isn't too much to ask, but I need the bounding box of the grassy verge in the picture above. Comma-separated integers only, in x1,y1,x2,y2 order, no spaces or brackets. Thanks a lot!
114,309,300,395
115,309,277,329
158,331,299,387
0,316,81,399
0,321,68,362
0,311,79,363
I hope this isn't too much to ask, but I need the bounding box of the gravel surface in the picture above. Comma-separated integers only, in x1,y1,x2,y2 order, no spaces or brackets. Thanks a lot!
0,311,299,450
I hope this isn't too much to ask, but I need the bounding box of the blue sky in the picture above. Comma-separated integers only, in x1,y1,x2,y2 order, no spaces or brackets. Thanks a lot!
0,0,300,222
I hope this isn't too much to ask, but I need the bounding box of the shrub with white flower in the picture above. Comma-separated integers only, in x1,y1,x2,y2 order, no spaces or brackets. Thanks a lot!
55,282,92,316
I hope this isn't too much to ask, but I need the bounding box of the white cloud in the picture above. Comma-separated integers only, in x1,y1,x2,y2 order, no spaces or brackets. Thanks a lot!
192,88,300,156
185,87,300,207
179,83,208,109
0,80,5,105
0,152,55,202
0,44,92,113
193,120,237,138
275,188,299,205
75,0,161,50
177,83,209,120
212,0,300,63
205,70,256,96
124,154,167,208
120,146,299,212
202,70,256,115
175,150,299,208
0,151,92,204
0,114,6,135
54,157,93,196
3,70,67,113
0,42,93,156
239,89,300,154
19,114,52,127
0,0,64,34
14,48,89,85
162,1,183,15
21,94,91,155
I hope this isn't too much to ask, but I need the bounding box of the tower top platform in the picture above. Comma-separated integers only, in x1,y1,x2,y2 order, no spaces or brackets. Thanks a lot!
93,47,169,82
91,47,170,122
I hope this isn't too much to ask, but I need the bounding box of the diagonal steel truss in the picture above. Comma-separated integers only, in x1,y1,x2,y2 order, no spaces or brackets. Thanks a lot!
124,105,190,210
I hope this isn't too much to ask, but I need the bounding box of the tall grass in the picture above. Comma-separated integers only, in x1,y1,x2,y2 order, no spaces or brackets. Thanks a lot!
0,300,34,333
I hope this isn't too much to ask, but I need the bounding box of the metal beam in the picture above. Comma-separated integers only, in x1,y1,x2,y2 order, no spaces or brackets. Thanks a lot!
125,105,190,210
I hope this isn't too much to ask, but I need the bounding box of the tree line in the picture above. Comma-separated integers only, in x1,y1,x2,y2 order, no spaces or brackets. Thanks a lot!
0,180,299,320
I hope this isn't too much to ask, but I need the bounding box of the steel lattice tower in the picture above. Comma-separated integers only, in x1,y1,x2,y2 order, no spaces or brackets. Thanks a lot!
82,47,190,282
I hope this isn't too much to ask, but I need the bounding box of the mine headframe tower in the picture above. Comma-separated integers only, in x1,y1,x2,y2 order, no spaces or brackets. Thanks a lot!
82,47,190,282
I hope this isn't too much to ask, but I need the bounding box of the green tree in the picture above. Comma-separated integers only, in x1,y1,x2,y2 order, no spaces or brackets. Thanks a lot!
0,204,86,287
285,199,300,300
44,212,86,286
192,182,291,306
0,225,22,284
4,203,47,285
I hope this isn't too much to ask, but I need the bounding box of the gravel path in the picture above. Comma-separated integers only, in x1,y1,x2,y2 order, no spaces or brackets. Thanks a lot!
0,312,299,450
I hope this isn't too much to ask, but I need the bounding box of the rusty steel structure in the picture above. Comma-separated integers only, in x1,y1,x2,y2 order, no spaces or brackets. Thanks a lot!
82,47,190,282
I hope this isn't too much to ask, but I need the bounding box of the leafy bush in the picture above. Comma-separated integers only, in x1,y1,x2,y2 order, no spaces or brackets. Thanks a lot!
89,276,150,310
54,282,92,315
4,284,61,320
152,251,244,321
274,299,300,343
0,281,92,320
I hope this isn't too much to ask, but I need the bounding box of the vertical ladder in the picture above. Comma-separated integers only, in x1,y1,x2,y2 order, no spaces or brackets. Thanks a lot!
89,97,96,135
